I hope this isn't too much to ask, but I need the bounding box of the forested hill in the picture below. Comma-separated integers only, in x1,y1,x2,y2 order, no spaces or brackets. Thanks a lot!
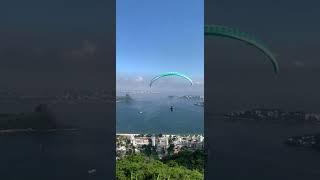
116,154,204,180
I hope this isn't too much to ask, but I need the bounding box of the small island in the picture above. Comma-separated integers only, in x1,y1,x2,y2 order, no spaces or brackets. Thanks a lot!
224,108,320,123
284,133,320,151
116,94,134,103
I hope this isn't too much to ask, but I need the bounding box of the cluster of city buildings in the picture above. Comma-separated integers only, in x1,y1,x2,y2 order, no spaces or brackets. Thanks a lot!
225,108,320,122
179,95,204,101
116,133,204,159
0,89,114,104
117,90,160,94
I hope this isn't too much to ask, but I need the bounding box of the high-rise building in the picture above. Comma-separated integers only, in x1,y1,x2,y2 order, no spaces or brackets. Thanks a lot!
152,136,156,146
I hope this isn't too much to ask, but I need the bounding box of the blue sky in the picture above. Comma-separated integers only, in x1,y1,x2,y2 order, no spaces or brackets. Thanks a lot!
116,0,203,78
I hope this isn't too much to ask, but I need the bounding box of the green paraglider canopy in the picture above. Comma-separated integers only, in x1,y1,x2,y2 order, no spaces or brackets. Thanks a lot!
149,72,193,87
205,24,279,74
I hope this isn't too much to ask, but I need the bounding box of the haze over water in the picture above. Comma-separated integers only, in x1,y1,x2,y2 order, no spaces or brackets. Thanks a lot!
116,93,204,134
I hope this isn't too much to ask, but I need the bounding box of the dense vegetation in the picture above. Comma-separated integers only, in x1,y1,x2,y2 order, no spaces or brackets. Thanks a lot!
161,150,205,173
116,154,204,180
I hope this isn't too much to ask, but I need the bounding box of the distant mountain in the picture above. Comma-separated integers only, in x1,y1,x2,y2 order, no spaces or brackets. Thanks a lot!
168,95,178,99
0,104,58,130
116,94,134,103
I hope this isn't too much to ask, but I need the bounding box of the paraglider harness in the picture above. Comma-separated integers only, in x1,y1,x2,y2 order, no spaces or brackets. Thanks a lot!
170,106,174,112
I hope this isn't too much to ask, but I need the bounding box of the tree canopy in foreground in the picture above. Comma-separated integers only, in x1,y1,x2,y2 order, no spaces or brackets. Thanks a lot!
116,154,204,180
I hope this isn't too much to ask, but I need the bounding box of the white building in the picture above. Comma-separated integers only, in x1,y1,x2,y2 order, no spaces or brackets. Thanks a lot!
151,136,156,146
158,137,169,149
133,137,149,147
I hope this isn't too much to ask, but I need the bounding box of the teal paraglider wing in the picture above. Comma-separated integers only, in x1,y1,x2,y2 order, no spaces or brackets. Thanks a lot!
205,25,279,74
149,72,193,87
